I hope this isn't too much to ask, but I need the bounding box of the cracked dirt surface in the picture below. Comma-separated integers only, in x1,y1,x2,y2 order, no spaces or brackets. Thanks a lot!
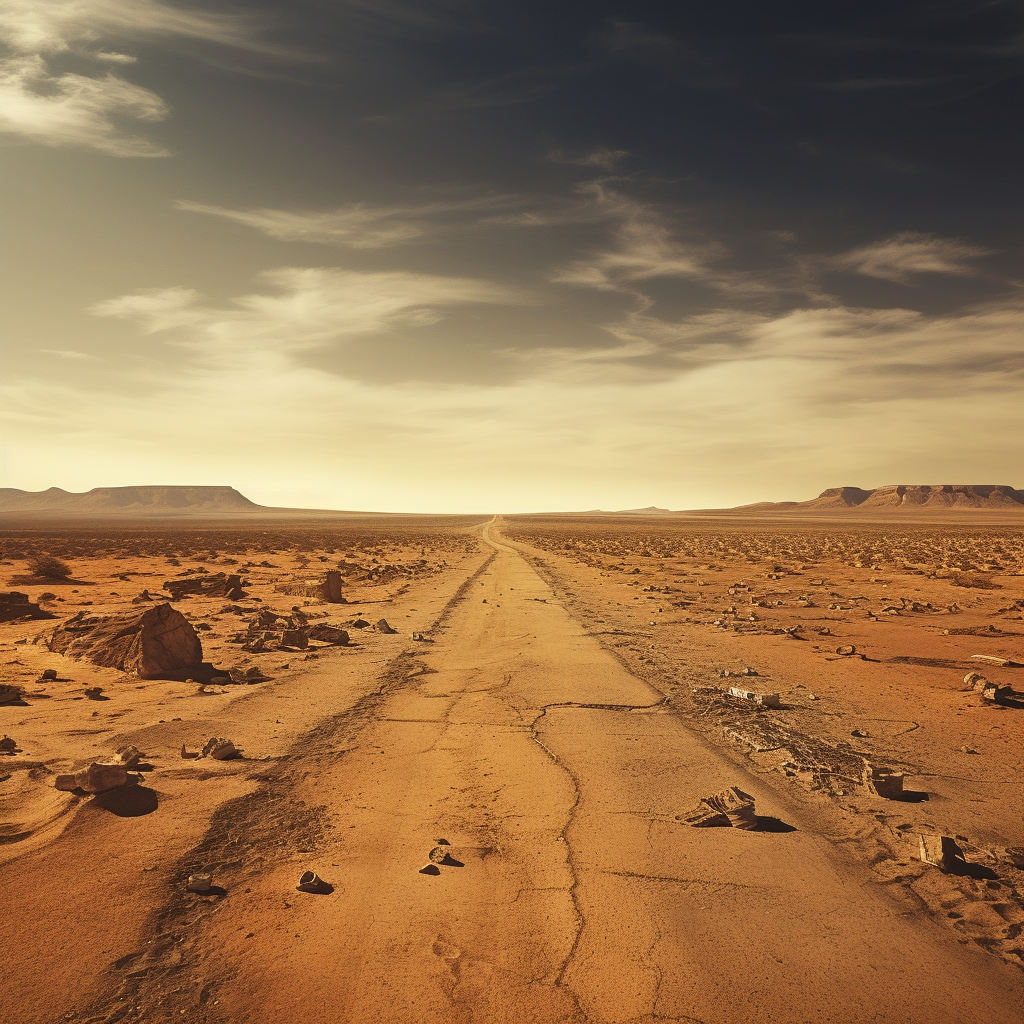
4,521,1024,1022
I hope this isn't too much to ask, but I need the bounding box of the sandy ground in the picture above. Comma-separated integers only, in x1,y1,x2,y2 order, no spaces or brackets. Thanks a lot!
1,517,1022,1023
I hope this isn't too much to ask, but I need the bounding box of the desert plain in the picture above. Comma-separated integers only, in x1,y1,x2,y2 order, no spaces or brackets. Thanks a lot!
1,510,1023,1023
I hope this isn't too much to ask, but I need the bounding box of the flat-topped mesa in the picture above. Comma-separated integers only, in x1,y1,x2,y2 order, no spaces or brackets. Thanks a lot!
0,485,262,514
747,484,1024,513
811,487,874,507
858,485,1024,508
48,604,204,679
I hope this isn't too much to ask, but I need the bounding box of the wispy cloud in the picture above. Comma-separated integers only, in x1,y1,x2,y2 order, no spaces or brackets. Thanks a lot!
832,232,993,283
0,53,168,156
5,297,1021,511
0,0,279,156
174,194,522,247
0,0,268,56
547,146,629,170
90,267,525,353
38,348,97,360
550,183,722,292
495,297,1024,399
547,183,805,300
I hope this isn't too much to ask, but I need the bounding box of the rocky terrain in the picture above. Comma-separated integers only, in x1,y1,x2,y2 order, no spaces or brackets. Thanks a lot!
0,514,1021,1023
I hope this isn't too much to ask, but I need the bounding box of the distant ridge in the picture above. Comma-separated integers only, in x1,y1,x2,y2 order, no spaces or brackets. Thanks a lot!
0,485,265,515
729,484,1024,513
519,485,1024,521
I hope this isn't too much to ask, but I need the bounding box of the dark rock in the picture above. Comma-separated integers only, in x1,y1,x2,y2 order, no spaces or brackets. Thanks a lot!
0,591,53,622
307,624,350,646
279,628,309,649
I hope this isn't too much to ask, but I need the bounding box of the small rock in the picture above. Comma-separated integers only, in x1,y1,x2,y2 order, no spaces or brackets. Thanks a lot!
201,737,239,760
920,834,966,871
54,762,129,793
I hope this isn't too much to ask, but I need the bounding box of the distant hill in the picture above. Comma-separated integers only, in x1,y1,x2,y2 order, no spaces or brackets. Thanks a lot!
0,485,264,515
726,485,1024,515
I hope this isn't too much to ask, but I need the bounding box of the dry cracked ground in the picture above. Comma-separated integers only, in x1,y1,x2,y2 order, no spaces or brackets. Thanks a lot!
1,517,1022,1023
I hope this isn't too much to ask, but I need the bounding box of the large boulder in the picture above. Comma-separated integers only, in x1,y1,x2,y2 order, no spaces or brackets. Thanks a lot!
274,570,344,603
48,603,204,679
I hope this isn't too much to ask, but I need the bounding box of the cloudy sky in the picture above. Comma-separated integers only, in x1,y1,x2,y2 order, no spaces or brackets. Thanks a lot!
0,1,1020,512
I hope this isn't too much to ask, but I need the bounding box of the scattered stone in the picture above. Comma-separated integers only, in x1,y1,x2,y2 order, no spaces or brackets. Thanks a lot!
835,645,857,656
0,735,18,753
863,764,905,799
0,683,25,705
274,570,344,603
376,618,398,634
201,737,239,760
971,654,1020,667
307,624,350,646
84,686,104,700
197,683,228,695
228,665,270,684
296,870,332,894
964,672,1014,703
982,682,1011,703
411,632,434,643
726,686,780,708
0,591,53,623
103,744,143,767
48,604,204,679
54,762,129,793
39,668,58,681
680,786,758,830
279,628,309,650
131,589,154,604
164,573,246,601
806,693,819,701
186,873,213,893
350,618,370,629
919,834,966,872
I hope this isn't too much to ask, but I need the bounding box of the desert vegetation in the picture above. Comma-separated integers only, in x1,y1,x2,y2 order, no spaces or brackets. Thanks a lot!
504,519,1023,578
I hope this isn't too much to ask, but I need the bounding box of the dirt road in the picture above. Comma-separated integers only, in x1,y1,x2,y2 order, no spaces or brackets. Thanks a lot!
10,522,1024,1022
189,523,1022,1023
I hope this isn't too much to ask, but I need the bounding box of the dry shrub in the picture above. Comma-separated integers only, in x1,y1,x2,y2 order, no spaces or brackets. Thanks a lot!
27,554,72,579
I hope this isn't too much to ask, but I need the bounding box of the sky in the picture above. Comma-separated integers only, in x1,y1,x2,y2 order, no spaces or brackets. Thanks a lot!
0,0,1021,513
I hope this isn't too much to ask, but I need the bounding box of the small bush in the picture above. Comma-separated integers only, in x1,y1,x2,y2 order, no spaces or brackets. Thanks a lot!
28,554,72,579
